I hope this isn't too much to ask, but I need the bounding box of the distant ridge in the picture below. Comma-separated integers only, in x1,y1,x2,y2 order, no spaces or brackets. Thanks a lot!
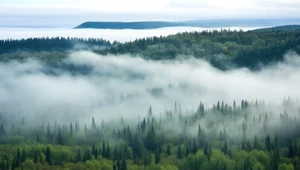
253,25,300,31
74,19,300,29
75,21,185,29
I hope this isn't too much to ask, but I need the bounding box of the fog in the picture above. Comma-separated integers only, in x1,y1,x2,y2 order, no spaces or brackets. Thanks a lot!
0,27,256,43
0,51,299,126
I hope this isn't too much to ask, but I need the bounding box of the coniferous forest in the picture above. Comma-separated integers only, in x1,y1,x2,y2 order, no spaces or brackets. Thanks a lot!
0,28,300,170
1,29,300,70
1,99,300,170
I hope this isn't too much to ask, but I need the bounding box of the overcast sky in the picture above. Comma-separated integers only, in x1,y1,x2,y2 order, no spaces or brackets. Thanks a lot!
0,0,300,27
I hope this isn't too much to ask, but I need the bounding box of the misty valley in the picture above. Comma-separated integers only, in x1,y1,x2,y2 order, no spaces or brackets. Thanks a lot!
0,28,300,170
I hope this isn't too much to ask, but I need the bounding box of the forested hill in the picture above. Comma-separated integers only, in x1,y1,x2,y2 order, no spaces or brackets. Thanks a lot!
1,28,300,70
254,25,300,32
75,19,300,29
75,21,184,29
100,29,300,69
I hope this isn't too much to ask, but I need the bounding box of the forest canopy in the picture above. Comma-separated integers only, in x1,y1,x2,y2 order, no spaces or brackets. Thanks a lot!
0,28,300,170
1,28,300,70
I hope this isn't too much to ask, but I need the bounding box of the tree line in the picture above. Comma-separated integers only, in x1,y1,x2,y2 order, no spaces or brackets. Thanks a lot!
0,37,111,54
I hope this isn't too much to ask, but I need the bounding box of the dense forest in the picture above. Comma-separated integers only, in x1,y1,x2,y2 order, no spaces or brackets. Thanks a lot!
75,21,185,29
102,29,300,69
0,37,111,54
0,37,110,65
1,28,300,70
0,99,300,170
254,25,300,32
0,28,300,170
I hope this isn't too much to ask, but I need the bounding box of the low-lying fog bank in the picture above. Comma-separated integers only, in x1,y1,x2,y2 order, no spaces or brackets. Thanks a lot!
0,51,299,124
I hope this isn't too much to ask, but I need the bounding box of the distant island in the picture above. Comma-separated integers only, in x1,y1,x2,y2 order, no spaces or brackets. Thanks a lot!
74,19,300,29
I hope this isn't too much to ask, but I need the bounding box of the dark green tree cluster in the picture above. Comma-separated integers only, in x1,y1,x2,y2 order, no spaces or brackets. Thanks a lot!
100,29,300,70
1,29,300,71
0,98,300,169
0,37,111,54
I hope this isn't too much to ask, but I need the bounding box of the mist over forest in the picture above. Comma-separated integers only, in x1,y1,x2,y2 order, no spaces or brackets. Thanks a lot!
0,27,229,43
0,27,300,170
0,50,299,123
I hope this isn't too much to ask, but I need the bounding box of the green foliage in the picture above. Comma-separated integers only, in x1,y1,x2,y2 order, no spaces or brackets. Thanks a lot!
103,29,300,70
0,94,300,169
21,159,35,170
278,163,294,170
0,37,110,54
1,30,300,71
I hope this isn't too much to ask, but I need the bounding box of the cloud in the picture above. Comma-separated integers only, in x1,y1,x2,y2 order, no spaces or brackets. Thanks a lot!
0,0,169,12
0,51,299,127
0,27,255,42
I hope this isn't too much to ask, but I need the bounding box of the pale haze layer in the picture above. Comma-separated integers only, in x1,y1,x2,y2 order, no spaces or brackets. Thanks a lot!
0,27,256,42
0,51,299,124
1,0,300,27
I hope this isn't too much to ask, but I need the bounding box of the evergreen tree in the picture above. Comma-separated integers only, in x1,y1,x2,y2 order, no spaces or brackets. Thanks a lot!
144,125,156,151
92,117,96,129
57,127,64,145
69,123,73,136
34,151,38,163
166,145,171,155
121,158,127,170
16,148,20,167
155,149,160,164
45,147,51,165
177,145,182,159
222,142,228,155
0,123,6,137
253,136,259,149
265,135,272,151
36,133,41,143
83,149,92,162
21,149,26,163
76,148,82,163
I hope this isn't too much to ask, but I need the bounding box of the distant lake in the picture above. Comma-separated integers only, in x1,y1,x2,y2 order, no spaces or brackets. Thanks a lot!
0,27,258,43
